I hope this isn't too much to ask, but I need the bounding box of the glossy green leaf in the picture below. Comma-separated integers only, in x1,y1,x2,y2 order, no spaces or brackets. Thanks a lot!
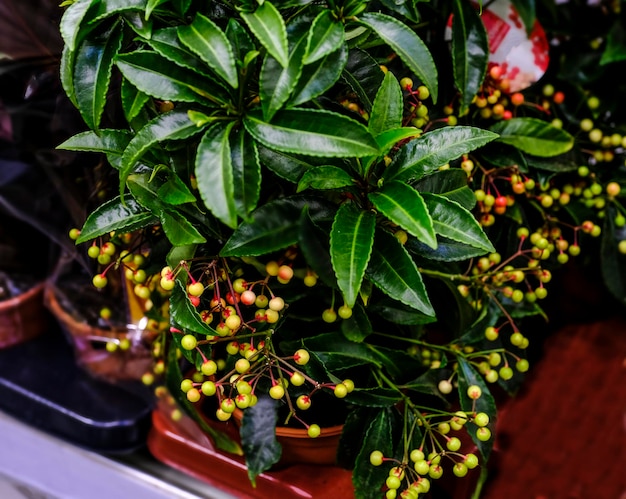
359,12,438,104
385,126,499,183
369,71,403,136
231,128,261,218
241,396,282,486
240,2,289,68
76,194,157,243
347,388,402,407
341,49,384,113
169,282,218,338
457,358,497,460
367,230,434,316
490,118,574,157
412,169,476,210
178,13,239,88
221,195,335,256
422,193,495,252
120,110,206,191
297,166,354,192
195,121,238,229
226,19,255,62
600,206,626,303
244,109,379,158
369,298,436,325
352,409,394,499
340,302,372,342
257,145,317,183
89,0,147,23
60,0,94,51
298,207,337,288
303,10,345,64
260,30,306,121
123,11,153,38
74,25,122,131
304,333,381,367
290,44,348,106
57,129,132,156
406,235,487,262
127,174,206,245
157,175,197,205
115,51,230,105
374,128,422,155
145,0,168,20
601,20,626,65
369,181,436,249
451,0,488,115
330,203,376,308
159,207,207,245
146,28,211,76
337,408,378,469
121,78,150,122
60,45,77,106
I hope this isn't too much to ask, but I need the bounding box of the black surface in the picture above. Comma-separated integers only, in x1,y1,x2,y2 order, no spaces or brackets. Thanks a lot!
0,327,154,454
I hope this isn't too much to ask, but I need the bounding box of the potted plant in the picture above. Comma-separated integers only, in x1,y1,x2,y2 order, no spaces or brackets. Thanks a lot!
56,0,626,496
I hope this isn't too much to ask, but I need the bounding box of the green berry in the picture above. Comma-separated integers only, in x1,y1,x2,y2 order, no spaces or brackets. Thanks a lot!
180,334,197,351
516,358,530,372
307,424,321,438
370,450,384,466
446,437,461,452
467,385,482,400
294,349,310,365
269,384,285,400
476,427,491,441
474,412,490,427
92,273,108,289
453,463,468,477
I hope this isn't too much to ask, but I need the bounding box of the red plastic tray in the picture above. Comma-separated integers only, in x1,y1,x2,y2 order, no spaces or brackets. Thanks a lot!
147,406,355,498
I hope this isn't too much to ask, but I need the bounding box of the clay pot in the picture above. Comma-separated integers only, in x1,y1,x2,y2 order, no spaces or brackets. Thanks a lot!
44,284,154,382
0,281,49,348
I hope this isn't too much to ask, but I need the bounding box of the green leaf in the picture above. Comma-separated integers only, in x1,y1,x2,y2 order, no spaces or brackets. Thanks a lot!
76,194,157,243
457,358,497,461
304,333,381,367
298,207,337,288
422,193,495,252
601,19,626,65
231,128,261,218
406,235,487,262
123,11,153,38
451,0,488,115
352,409,394,499
157,175,197,205
121,78,150,122
359,12,438,104
368,71,403,136
57,129,132,156
601,206,626,304
369,181,436,249
303,10,345,65
126,174,206,245
240,2,289,68
289,44,348,107
146,28,210,76
244,109,379,158
412,169,476,210
221,195,335,256
260,30,306,121
89,0,147,23
257,145,317,183
145,0,168,20
74,25,122,130
226,19,255,62
341,49,384,113
169,282,217,337
115,51,230,105
490,118,574,157
60,45,77,106
195,121,238,228
510,0,536,34
367,230,435,316
120,110,206,191
60,0,94,51
385,126,499,183
374,128,422,155
240,396,282,486
297,165,354,192
341,302,372,342
330,203,376,308
347,388,402,407
178,13,239,89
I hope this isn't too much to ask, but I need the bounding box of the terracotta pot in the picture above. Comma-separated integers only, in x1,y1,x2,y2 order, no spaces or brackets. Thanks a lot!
0,281,49,348
232,408,343,467
44,284,154,382
148,399,355,499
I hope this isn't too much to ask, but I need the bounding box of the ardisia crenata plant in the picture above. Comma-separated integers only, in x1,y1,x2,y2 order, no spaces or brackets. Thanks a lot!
56,0,626,496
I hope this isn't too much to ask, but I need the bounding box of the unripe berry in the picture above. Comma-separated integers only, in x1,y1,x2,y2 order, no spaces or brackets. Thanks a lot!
322,308,337,323
294,349,310,365
215,408,232,421
180,378,194,393
235,358,250,374
337,304,352,319
370,450,384,466
186,388,201,403
87,245,100,259
499,366,514,380
290,371,305,386
334,383,348,398
607,182,621,198
446,436,461,452
516,358,530,372
269,384,285,400
438,379,453,394
268,296,285,311
277,265,294,282
201,360,217,376
240,290,256,306
188,282,204,297
201,381,216,396
476,427,491,441
181,334,197,351
400,77,413,89
296,395,311,410
92,273,108,289
307,424,321,438
467,385,482,400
